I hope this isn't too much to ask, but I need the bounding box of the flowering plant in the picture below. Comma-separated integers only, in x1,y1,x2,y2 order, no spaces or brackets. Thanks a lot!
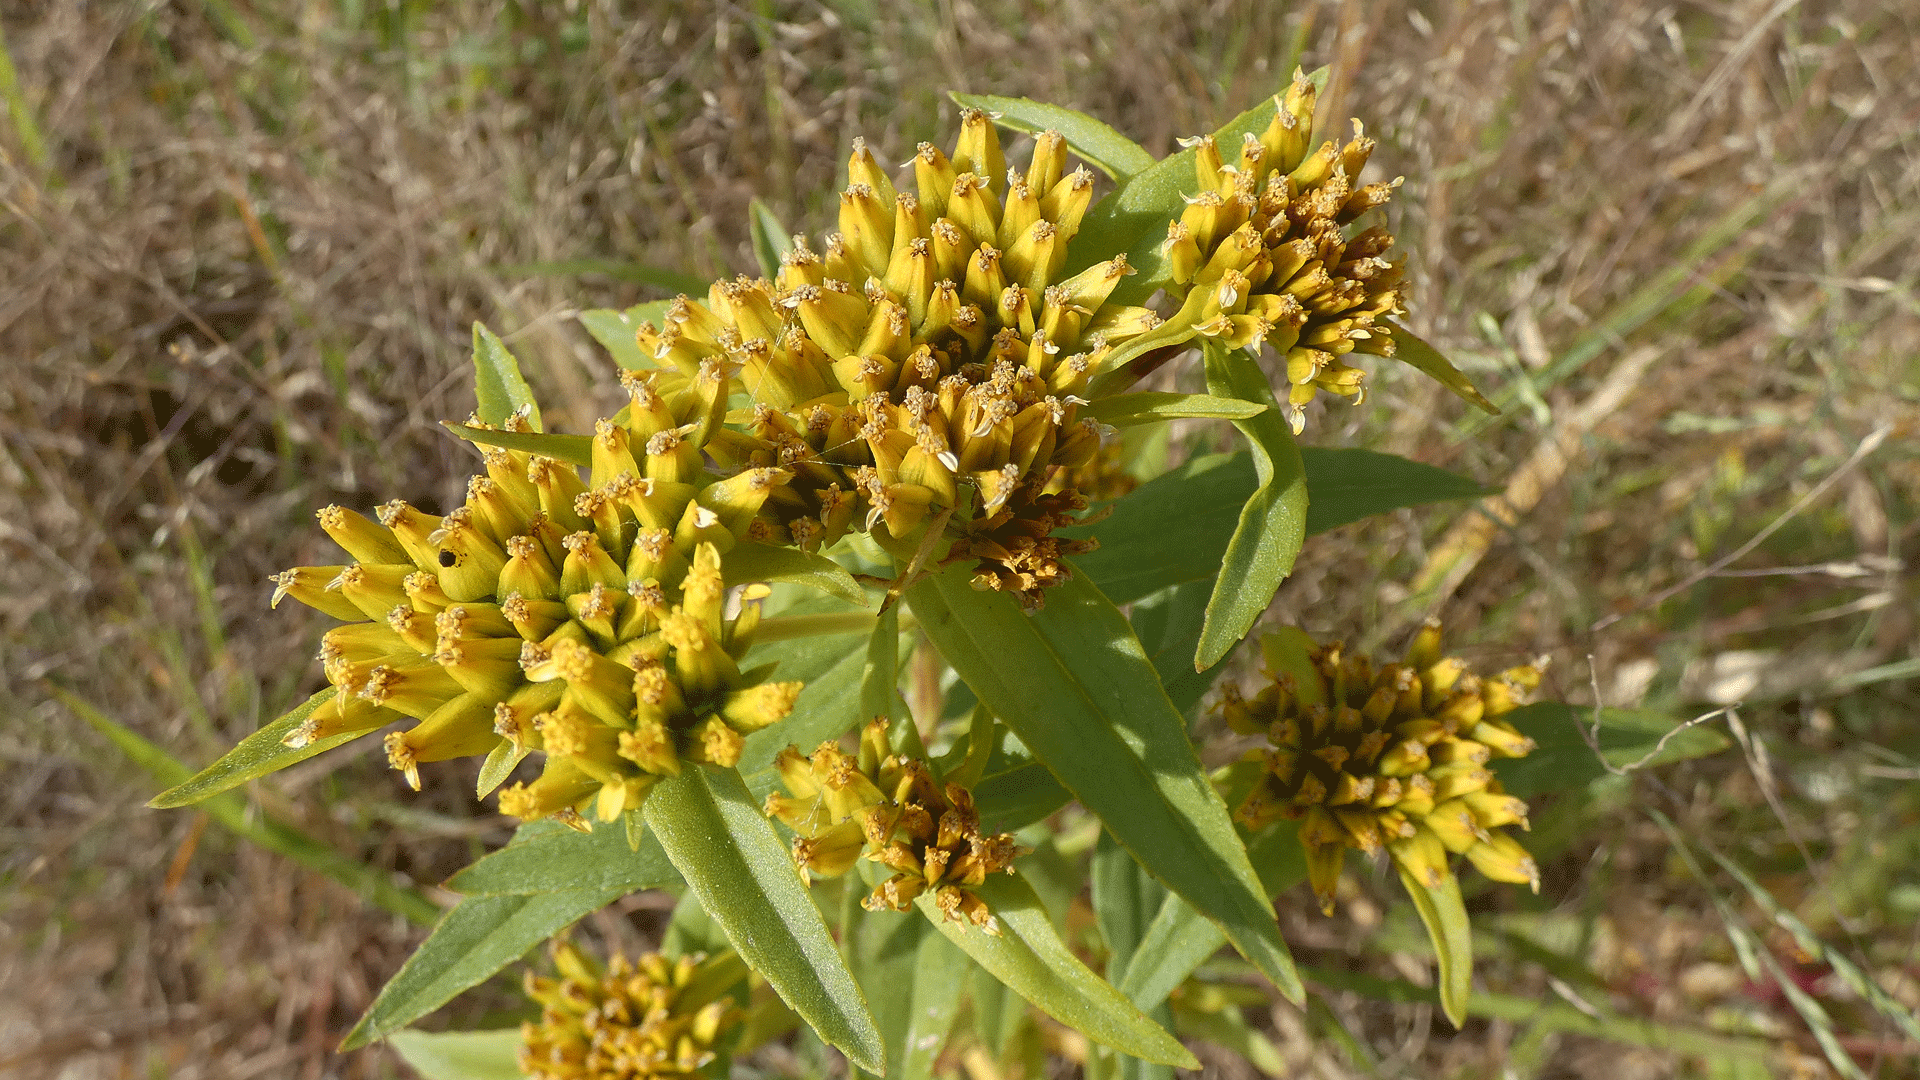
148,73,1719,1077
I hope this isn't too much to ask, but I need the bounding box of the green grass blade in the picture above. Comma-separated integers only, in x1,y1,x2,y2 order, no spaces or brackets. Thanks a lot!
64,687,439,925
721,541,868,607
917,876,1197,1068
1195,344,1306,671
643,765,884,1073
578,303,675,371
1397,867,1474,1029
148,687,346,808
949,93,1156,182
342,888,626,1049
387,1029,522,1080
1304,964,1773,1061
908,566,1301,1003
1493,702,1730,799
748,198,794,280
1699,844,1920,1044
1083,391,1267,427
470,323,542,430
445,819,680,896
442,422,592,466
0,16,51,173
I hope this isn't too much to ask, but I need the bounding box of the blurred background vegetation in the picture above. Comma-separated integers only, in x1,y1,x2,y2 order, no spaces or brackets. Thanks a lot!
2,1,1915,1076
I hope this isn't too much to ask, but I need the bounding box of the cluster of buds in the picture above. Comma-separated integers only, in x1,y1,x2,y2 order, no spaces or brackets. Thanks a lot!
269,402,803,827
766,720,1026,932
635,111,1158,605
1163,69,1408,433
1222,622,1543,913
521,940,746,1080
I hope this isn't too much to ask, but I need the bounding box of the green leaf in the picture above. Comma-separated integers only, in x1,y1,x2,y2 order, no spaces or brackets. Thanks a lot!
387,1029,523,1080
580,303,675,371
736,600,881,780
442,422,592,467
908,565,1301,1002
970,962,1028,1059
445,818,680,897
861,604,907,739
1083,391,1267,428
471,323,543,430
748,198,793,280
900,931,966,1080
1296,447,1494,532
1131,579,1236,721
1065,88,1302,305
1195,343,1307,671
343,887,625,1048
972,760,1073,834
1092,830,1167,981
720,542,868,608
1064,452,1254,606
663,889,734,959
1380,319,1498,415
64,687,439,925
1398,867,1473,1029
1117,823,1305,1012
1493,702,1731,799
1070,448,1485,607
854,904,930,1077
500,259,708,295
148,687,346,808
643,765,884,1073
918,876,1196,1068
949,93,1155,182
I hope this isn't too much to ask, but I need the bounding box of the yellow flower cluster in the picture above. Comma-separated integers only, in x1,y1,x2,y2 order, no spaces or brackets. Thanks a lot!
521,941,745,1080
1164,70,1408,432
642,111,1155,606
1223,622,1542,913
270,402,801,828
765,720,1026,932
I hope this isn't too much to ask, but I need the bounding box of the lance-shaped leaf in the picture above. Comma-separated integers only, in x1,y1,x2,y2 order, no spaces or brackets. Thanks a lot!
388,1030,523,1080
1398,866,1474,1028
972,760,1073,834
342,887,627,1049
749,198,794,280
950,93,1155,182
907,566,1301,1003
900,931,966,1080
471,323,543,430
1195,343,1306,671
579,302,675,371
917,876,1197,1068
1118,824,1306,1013
1084,391,1267,428
720,541,868,607
445,818,680,897
66,687,438,925
1064,68,1327,305
736,598,882,779
1069,447,1486,606
149,687,344,808
1492,702,1730,799
1380,319,1497,415
643,765,884,1073
443,422,592,467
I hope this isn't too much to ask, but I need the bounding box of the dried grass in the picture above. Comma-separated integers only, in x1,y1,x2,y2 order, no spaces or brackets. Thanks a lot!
2,1,1916,1077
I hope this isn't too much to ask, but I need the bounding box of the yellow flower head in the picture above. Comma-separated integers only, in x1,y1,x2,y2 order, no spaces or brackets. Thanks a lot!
1226,621,1543,913
521,941,746,1080
271,403,802,827
1166,70,1409,432
768,719,1027,933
